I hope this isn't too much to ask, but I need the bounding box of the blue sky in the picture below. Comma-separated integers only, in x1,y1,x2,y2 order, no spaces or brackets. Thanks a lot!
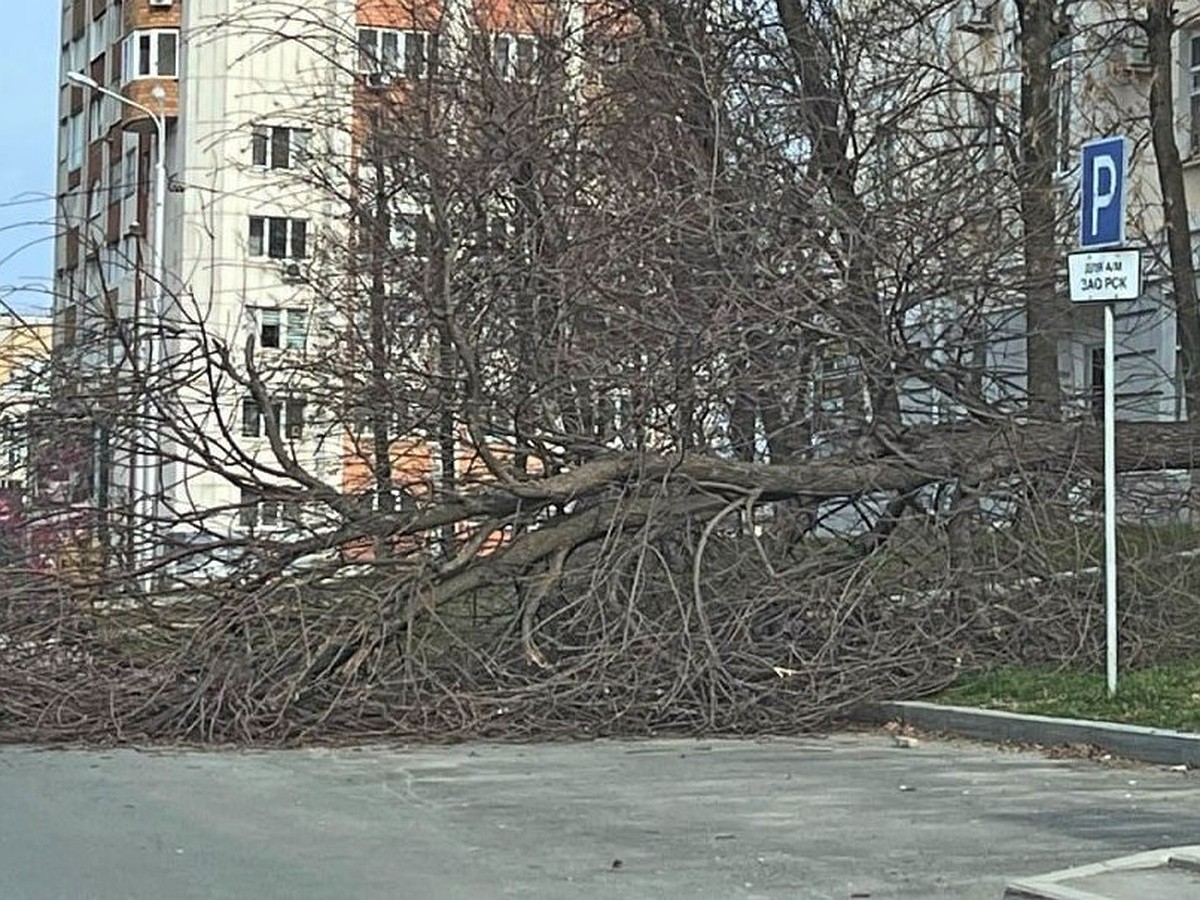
0,5,60,316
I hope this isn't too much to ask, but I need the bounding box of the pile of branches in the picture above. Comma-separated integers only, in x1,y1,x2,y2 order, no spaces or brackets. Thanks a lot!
0,542,976,744
6,424,1200,746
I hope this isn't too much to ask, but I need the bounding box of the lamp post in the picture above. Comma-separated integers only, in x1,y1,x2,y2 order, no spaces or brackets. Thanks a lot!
67,72,166,589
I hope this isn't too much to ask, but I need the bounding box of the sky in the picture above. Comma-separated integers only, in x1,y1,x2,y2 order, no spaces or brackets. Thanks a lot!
0,5,60,317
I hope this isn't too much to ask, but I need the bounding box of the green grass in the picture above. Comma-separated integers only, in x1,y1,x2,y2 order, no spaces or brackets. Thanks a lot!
936,663,1200,732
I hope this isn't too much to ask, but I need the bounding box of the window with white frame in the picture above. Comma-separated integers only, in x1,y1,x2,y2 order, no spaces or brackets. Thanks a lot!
239,493,304,530
102,243,125,286
238,489,281,529
285,309,308,349
85,256,104,300
248,216,308,260
66,112,84,170
123,147,137,199
122,234,137,272
107,5,121,48
252,307,308,350
251,125,311,170
102,93,120,131
64,39,85,81
121,29,179,81
89,10,107,61
357,28,437,80
87,94,103,143
86,181,102,222
492,33,539,81
241,396,307,439
108,150,121,207
1051,36,1072,175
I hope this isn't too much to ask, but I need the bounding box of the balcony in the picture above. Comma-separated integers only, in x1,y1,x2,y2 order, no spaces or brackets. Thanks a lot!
118,28,180,132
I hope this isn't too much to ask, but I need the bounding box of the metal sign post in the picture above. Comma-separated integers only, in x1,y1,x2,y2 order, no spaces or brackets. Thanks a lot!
1073,136,1136,697
1103,302,1117,697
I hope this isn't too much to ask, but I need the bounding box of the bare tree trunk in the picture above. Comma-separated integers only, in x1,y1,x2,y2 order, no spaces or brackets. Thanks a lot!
1016,0,1064,418
774,0,901,428
1146,0,1200,418
367,150,396,530
434,241,457,554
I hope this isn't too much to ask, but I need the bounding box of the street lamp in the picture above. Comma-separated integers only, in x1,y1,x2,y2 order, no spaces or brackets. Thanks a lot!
66,71,166,588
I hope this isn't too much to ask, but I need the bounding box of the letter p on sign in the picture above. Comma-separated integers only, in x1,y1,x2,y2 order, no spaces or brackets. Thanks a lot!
1080,136,1129,249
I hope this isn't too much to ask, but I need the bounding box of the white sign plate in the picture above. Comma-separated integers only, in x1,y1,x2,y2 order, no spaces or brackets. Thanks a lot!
1067,249,1141,303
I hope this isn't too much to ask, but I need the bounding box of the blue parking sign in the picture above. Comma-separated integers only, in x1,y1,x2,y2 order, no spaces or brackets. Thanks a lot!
1080,136,1128,249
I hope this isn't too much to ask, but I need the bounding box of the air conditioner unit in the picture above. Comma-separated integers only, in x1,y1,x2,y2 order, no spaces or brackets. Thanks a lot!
365,71,393,89
957,0,997,34
149,0,173,6
280,262,305,283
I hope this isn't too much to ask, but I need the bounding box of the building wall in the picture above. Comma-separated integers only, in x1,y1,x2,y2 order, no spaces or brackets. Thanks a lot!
46,0,653,556
0,317,53,499
867,1,1200,428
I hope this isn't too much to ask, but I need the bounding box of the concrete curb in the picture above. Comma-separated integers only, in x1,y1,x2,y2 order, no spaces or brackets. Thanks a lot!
859,701,1200,767
1004,844,1200,898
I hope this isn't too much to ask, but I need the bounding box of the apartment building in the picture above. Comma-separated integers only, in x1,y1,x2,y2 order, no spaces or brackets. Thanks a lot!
853,0,1200,433
51,0,619,563
0,316,52,507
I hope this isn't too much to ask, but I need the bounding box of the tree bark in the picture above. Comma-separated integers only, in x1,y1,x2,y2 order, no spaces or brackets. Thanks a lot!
1016,0,1065,417
774,0,901,427
367,136,396,547
1146,0,1200,418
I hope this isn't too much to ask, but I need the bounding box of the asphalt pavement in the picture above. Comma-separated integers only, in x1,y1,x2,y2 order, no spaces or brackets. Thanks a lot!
3,733,1200,899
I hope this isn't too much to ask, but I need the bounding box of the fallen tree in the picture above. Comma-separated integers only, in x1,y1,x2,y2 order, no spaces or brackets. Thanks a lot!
4,416,1200,744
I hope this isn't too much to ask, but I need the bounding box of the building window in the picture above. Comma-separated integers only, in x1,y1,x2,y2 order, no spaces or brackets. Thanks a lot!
1051,36,1072,175
285,399,306,439
89,10,108,61
108,151,122,207
285,309,308,349
86,182,102,223
238,489,255,528
357,28,437,80
122,29,179,81
88,95,104,143
66,112,85,171
238,489,281,529
242,397,265,437
241,396,306,439
391,211,430,257
248,216,308,260
258,308,281,347
107,6,121,49
252,308,308,350
493,33,539,81
251,125,311,170
102,243,125,286
2,420,26,473
123,148,137,199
